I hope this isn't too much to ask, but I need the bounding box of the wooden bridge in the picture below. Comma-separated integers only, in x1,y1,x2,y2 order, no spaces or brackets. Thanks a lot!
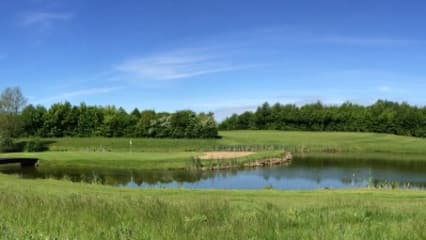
0,158,39,167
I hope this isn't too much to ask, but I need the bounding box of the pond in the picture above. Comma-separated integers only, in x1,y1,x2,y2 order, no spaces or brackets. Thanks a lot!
1,157,426,190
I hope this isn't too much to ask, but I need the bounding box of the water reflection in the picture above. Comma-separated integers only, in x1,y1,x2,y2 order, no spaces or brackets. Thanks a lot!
1,157,426,190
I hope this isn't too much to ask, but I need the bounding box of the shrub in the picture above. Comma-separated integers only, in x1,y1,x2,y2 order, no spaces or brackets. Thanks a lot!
25,138,47,152
0,135,16,152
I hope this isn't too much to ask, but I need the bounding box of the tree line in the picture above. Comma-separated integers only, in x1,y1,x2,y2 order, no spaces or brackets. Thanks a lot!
0,87,218,139
219,101,426,137
3,86,426,141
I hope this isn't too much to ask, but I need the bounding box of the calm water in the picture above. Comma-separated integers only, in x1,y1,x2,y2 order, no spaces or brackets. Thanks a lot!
1,158,426,190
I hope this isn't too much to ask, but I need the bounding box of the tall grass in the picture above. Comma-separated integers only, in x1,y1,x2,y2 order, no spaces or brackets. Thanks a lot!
191,151,284,170
0,174,425,239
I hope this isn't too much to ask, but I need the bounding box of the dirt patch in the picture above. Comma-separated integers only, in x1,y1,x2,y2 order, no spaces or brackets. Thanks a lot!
199,151,255,160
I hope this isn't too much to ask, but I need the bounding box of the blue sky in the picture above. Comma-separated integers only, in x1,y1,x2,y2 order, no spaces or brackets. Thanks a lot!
1,0,426,120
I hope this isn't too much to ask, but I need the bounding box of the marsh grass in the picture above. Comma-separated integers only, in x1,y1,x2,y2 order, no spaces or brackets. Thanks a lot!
190,151,284,170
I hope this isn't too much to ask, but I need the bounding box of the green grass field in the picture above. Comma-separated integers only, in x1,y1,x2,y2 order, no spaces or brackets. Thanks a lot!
17,130,426,154
3,151,198,170
218,131,426,154
2,131,426,239
0,173,425,240
4,131,426,170
2,150,284,170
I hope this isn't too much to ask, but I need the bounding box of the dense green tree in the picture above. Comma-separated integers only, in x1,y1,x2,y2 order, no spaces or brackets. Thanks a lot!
100,106,129,137
21,104,47,136
136,110,156,137
219,100,426,138
77,103,104,137
237,112,256,130
125,108,141,137
43,102,75,137
254,102,272,129
150,115,172,138
170,110,196,138
0,87,219,139
13,97,426,139
197,113,218,138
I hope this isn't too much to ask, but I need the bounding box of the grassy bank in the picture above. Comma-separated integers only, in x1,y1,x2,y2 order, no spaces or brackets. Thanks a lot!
0,173,425,239
2,152,198,170
1,151,283,170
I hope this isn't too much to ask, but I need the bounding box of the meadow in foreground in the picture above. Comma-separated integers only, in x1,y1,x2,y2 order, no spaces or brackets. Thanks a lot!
0,173,425,240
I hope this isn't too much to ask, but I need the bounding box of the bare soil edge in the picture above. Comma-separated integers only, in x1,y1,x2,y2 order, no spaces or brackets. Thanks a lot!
197,152,293,170
199,152,255,160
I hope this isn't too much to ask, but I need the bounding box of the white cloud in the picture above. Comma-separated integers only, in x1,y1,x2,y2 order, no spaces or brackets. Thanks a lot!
20,11,73,27
115,48,255,81
34,87,121,104
378,85,392,93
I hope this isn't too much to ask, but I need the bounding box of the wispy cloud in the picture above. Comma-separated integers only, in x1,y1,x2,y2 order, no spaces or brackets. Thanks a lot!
115,47,257,81
214,27,422,47
34,87,122,104
20,11,73,27
378,85,392,93
113,27,422,82
312,36,421,46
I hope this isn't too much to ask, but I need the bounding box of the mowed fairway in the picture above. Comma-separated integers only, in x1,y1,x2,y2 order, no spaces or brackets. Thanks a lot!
2,151,199,170
4,131,426,170
219,131,426,154
16,130,426,154
0,173,425,240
